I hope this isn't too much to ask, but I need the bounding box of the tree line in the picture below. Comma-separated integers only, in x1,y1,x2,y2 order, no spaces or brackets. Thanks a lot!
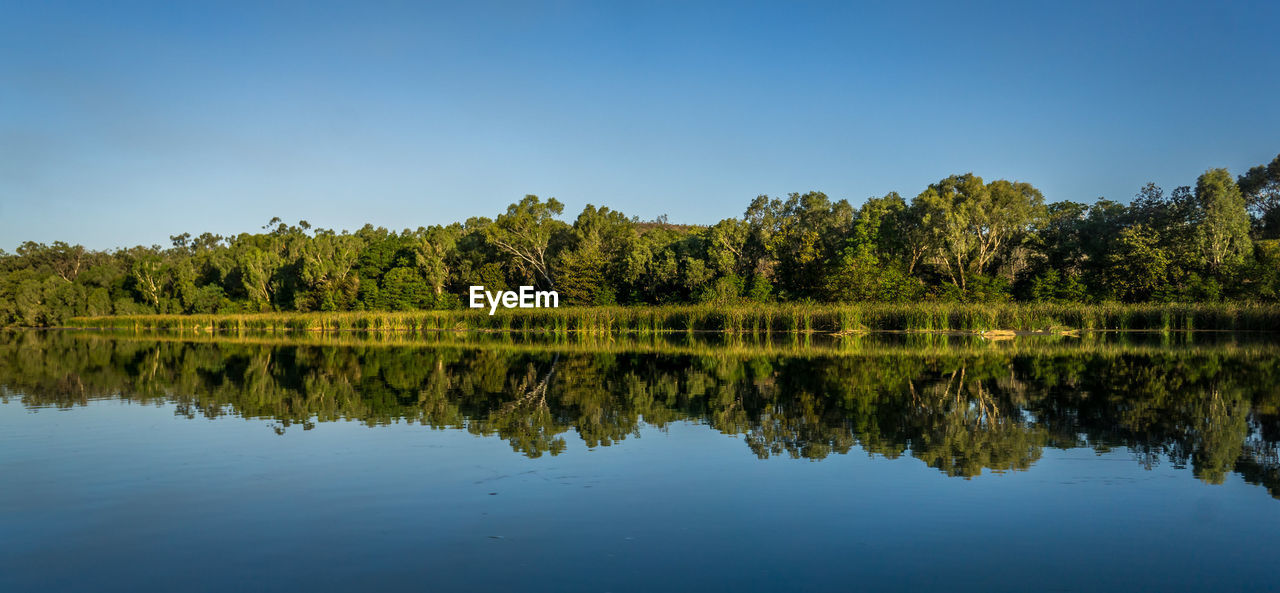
3,154,1279,326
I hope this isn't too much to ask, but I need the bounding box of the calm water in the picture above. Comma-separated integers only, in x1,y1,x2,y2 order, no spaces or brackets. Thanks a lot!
2,330,1279,592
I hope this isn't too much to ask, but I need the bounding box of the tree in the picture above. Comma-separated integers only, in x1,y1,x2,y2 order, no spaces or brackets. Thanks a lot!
48,242,88,283
126,248,170,310
413,224,459,298
704,218,748,277
858,192,910,263
914,174,1045,291
380,267,429,310
613,223,701,304
555,205,634,306
1025,200,1088,275
232,242,283,311
895,198,932,274
1104,225,1171,302
1193,168,1251,275
825,245,918,302
296,231,363,311
484,195,567,289
1237,153,1280,238
556,245,611,305
353,225,418,310
825,194,919,302
743,191,853,298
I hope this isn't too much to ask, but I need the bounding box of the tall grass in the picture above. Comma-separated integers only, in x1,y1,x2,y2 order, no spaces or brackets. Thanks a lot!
63,302,1280,335
49,326,1280,361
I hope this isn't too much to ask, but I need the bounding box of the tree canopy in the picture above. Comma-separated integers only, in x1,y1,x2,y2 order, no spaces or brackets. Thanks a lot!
3,156,1278,326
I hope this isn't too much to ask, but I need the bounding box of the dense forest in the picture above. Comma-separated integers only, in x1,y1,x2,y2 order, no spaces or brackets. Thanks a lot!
3,154,1279,326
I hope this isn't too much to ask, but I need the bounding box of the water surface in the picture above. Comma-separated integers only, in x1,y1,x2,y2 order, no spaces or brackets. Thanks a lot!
2,330,1278,592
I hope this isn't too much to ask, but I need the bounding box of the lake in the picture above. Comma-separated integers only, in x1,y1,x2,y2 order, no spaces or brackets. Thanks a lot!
2,330,1278,592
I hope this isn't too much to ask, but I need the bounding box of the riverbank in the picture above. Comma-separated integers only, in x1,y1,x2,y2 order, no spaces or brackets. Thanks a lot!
63,302,1280,334
19,327,1279,363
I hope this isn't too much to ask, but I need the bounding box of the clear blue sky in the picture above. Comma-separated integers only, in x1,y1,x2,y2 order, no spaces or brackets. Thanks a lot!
2,0,1278,251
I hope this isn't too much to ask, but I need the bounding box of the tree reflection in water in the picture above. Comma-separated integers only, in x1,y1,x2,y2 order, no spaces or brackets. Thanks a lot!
1,330,1278,497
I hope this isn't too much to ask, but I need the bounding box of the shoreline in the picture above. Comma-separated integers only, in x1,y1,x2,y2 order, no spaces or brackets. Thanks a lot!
53,302,1280,334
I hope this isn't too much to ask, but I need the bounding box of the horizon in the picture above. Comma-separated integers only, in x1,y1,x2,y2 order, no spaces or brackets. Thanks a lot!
4,0,1280,251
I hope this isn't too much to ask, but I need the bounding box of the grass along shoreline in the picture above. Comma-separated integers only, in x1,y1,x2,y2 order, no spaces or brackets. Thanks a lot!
42,328,1280,360
62,303,1280,334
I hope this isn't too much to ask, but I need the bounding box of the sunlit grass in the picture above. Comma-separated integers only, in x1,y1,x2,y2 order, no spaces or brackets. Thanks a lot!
46,327,1279,362
62,302,1280,335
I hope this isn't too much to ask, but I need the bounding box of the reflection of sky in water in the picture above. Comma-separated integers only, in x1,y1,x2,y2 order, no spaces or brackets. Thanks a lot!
2,397,1279,593
2,329,1280,592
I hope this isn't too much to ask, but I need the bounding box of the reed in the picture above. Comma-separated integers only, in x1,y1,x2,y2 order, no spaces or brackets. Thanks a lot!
64,302,1280,335
44,325,1280,362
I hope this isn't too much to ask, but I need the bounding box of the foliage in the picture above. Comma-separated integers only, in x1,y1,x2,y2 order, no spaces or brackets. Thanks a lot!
1238,153,1280,238
1195,168,1252,274
1,155,1277,327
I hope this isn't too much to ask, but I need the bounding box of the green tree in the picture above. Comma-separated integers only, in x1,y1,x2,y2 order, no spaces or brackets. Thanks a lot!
743,191,853,298
704,218,748,277
380,267,429,310
1193,168,1252,275
232,243,283,311
825,194,919,302
555,205,633,305
1237,153,1280,238
126,248,170,311
484,195,567,289
296,231,363,311
413,224,459,299
696,274,744,305
914,174,1045,291
1104,224,1171,301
